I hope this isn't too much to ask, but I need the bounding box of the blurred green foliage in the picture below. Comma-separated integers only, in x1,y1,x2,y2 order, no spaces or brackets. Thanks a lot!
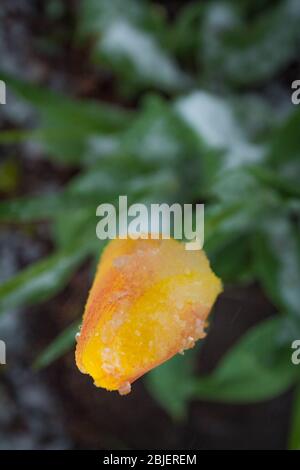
0,0,300,448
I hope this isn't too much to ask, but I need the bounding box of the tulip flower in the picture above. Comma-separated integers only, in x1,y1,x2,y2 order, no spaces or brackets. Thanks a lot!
75,236,222,395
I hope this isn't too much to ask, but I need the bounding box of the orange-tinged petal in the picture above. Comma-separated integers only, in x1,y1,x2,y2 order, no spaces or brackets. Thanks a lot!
75,237,222,394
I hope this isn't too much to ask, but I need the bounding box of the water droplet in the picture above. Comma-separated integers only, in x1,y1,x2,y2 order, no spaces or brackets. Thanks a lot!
176,301,184,310
113,255,130,269
102,363,115,374
118,381,131,396
181,336,195,351
75,332,81,342
78,364,86,374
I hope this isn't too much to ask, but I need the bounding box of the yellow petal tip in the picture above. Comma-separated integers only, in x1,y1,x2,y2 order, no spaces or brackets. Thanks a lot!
75,236,222,393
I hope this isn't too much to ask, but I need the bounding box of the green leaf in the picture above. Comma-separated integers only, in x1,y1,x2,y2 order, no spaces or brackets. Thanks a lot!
249,166,300,199
201,0,300,86
5,74,130,132
0,244,89,315
3,74,131,163
78,0,191,93
145,349,197,420
171,2,205,61
265,106,300,193
0,191,102,223
204,182,268,266
211,166,265,203
78,0,147,38
0,170,120,223
82,96,202,199
0,129,32,144
174,92,264,179
209,234,253,284
252,215,300,318
0,194,64,222
52,207,96,249
33,320,79,370
121,96,198,165
203,198,257,283
269,107,300,165
98,22,191,93
192,316,298,402
288,384,300,450
231,93,285,142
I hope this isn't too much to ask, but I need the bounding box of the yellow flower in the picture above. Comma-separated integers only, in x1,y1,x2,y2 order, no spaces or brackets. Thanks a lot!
75,237,222,395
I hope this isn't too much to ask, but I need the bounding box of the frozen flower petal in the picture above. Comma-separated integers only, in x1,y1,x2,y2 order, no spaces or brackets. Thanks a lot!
75,237,222,392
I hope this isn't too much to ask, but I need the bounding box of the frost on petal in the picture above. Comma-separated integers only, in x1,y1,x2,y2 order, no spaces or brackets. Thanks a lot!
75,237,222,393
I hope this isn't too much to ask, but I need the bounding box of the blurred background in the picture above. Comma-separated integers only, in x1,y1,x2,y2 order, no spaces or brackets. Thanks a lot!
0,0,300,450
